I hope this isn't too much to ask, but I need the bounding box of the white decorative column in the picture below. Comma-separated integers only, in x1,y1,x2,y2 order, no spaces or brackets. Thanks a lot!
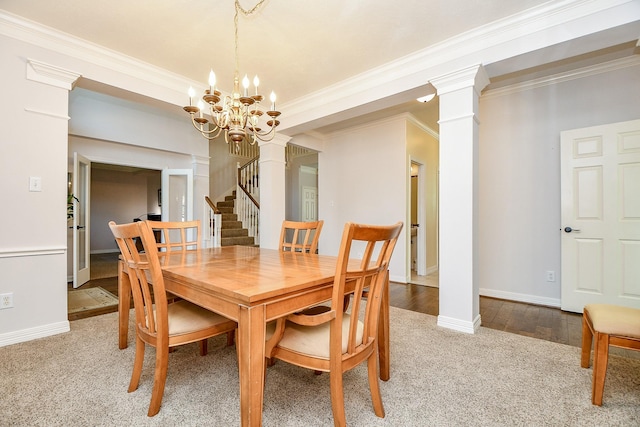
258,133,290,249
431,65,489,334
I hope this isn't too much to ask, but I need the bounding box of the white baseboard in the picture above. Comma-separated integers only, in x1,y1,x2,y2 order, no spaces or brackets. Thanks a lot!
437,314,481,334
0,320,70,348
389,273,405,283
480,288,561,308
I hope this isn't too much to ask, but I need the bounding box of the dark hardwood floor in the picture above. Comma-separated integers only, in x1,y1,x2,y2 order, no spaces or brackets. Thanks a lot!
390,282,584,348
70,276,584,348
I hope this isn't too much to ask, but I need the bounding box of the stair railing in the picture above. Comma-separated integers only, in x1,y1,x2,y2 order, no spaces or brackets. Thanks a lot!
203,196,222,248
237,157,260,245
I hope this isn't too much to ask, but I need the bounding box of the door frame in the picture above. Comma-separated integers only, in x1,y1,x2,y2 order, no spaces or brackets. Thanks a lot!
410,160,428,277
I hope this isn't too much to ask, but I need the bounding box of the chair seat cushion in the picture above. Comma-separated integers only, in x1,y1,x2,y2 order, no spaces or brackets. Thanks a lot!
585,304,640,339
167,300,233,336
268,313,364,359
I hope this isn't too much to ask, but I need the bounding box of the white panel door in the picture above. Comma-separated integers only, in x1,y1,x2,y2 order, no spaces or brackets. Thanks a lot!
561,119,640,312
161,169,194,246
73,153,91,288
302,186,317,221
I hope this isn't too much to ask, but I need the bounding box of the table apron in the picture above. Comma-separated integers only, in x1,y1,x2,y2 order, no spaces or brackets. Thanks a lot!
163,278,336,323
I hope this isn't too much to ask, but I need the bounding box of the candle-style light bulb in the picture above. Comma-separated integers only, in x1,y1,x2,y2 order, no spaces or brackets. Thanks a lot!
270,91,276,111
242,75,250,96
208,70,216,91
253,75,260,95
197,100,204,118
188,86,196,106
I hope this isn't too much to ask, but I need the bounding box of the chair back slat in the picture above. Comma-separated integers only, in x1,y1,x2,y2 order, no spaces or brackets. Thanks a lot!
279,220,324,253
146,220,200,252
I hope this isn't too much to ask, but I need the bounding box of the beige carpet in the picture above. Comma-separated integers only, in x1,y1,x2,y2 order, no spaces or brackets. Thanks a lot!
67,287,118,314
1,307,639,426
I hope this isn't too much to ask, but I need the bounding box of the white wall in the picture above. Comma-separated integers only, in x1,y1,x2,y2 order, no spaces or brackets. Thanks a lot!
0,33,210,346
0,36,70,342
90,167,160,253
478,60,640,307
318,117,407,282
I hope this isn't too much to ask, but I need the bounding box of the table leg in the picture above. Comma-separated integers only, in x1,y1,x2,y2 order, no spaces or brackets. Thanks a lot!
237,304,266,427
118,261,131,350
378,271,390,381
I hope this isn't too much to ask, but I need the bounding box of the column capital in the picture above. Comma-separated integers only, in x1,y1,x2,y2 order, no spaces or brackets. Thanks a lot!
430,64,490,97
258,132,291,148
26,58,80,90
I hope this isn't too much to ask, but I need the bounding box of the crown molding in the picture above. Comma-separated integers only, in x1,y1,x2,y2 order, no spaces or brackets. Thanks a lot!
282,0,639,130
1,1,637,128
0,10,197,97
482,54,640,100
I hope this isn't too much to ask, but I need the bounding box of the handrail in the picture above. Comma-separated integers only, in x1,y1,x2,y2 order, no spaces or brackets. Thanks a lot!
237,156,260,209
205,196,221,214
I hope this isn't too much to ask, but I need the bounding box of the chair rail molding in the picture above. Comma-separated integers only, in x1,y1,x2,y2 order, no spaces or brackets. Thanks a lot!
0,246,67,258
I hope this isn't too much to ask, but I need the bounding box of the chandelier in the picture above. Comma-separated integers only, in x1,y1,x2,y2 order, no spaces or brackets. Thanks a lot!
183,0,281,148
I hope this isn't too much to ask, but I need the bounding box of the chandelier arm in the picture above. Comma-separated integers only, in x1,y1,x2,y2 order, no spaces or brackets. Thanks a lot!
194,126,224,141
190,116,223,135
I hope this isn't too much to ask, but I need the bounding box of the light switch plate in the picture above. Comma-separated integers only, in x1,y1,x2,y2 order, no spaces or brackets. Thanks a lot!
29,176,42,192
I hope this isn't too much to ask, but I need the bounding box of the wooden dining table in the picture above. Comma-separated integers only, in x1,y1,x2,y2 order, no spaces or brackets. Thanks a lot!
117,245,391,427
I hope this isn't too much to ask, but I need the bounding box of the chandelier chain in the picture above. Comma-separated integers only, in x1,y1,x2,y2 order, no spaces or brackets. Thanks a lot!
234,0,268,77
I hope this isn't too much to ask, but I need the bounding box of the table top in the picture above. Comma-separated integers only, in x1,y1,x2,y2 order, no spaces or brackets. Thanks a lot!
159,246,340,305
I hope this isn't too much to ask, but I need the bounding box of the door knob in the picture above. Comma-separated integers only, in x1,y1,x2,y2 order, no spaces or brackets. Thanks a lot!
564,226,580,233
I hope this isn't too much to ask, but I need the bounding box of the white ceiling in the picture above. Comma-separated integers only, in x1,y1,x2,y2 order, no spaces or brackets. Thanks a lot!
1,0,639,133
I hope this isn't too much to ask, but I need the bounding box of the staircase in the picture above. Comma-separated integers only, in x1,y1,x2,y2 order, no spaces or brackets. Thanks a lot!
216,192,256,246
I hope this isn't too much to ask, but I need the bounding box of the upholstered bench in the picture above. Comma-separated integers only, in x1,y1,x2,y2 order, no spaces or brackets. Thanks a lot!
581,304,640,405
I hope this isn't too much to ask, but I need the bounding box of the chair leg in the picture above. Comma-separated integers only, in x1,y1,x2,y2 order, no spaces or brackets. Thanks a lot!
367,351,385,418
592,331,610,406
148,344,170,416
128,336,145,393
226,330,235,347
199,339,208,356
581,313,593,368
329,370,347,427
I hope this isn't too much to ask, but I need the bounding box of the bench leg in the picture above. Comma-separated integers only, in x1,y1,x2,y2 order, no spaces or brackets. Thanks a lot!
580,313,593,368
592,331,609,406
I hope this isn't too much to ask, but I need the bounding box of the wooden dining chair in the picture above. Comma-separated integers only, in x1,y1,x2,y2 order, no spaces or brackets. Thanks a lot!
265,221,403,426
581,303,640,406
146,219,200,252
109,220,237,417
279,220,324,253
119,219,234,349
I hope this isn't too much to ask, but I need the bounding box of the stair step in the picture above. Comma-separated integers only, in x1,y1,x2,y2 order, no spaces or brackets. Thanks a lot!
221,213,238,221
221,228,249,238
221,236,256,246
222,221,243,229
209,189,255,248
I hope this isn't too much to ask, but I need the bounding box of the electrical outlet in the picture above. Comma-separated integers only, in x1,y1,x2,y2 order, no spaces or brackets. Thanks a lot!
545,271,555,282
0,292,14,309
